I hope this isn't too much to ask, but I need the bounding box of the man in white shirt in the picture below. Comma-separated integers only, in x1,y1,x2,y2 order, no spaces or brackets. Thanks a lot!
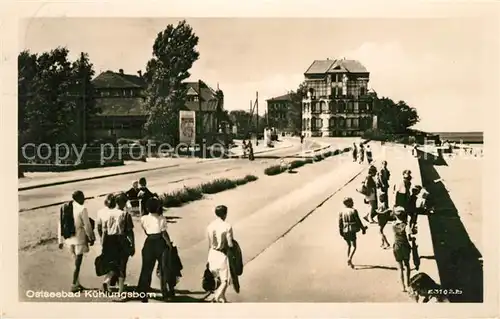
58,190,95,292
206,205,234,303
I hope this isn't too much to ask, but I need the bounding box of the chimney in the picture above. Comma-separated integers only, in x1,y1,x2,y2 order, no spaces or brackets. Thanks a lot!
119,69,124,75
137,70,142,78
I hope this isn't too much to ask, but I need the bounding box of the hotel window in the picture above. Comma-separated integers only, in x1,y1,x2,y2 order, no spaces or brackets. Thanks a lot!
360,87,366,96
329,117,336,128
346,118,352,128
306,118,311,130
346,102,354,113
122,89,127,96
321,101,329,112
353,118,359,128
130,90,134,97
329,101,336,113
338,101,345,113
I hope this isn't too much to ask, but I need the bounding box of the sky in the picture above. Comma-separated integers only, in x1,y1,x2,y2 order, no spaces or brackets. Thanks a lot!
19,17,498,132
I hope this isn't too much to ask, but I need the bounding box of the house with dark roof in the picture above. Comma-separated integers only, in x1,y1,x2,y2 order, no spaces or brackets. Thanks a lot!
89,69,224,141
266,93,295,133
301,58,376,137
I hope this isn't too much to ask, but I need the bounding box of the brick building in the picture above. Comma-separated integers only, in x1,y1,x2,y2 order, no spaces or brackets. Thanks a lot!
301,58,376,137
90,69,224,141
266,93,294,133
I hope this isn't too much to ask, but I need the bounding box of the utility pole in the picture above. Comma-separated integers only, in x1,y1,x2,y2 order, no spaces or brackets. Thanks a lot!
256,91,259,146
198,79,203,145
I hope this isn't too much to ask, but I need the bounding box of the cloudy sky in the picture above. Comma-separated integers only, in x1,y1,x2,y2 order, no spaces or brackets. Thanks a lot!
20,17,497,132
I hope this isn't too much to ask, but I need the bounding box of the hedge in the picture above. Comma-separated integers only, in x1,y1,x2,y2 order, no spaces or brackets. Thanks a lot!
160,174,259,207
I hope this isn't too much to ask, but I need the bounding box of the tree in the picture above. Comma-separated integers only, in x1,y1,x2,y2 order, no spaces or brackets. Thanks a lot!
18,47,77,144
143,20,200,144
18,48,98,146
374,96,419,133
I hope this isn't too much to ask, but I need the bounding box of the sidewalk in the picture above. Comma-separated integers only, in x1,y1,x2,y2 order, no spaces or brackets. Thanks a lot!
19,140,295,191
223,144,440,302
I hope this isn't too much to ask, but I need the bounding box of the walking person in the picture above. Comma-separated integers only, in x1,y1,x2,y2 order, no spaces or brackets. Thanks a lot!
407,185,422,230
393,171,412,220
352,142,358,162
137,197,173,302
242,139,247,158
358,143,365,164
96,194,118,288
100,193,135,300
362,165,378,224
247,140,255,161
377,160,391,197
338,197,367,269
58,190,95,292
392,206,412,292
365,145,373,164
207,205,234,303
376,193,391,249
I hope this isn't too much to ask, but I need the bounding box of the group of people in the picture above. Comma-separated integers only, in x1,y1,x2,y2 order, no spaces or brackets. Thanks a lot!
57,177,241,303
352,142,373,164
338,157,433,297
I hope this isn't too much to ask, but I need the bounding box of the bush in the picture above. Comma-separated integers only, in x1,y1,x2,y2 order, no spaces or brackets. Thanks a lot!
160,175,259,208
343,147,351,152
161,186,204,207
290,160,307,169
200,178,237,194
243,174,258,182
333,149,340,155
264,165,286,176
304,158,314,164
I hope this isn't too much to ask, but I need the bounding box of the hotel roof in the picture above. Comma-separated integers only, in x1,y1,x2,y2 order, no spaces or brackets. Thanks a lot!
304,59,368,75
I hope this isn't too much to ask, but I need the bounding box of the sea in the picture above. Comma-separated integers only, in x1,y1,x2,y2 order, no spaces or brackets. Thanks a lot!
432,131,483,144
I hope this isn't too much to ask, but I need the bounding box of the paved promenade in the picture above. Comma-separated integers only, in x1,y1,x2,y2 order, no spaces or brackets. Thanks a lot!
225,144,439,302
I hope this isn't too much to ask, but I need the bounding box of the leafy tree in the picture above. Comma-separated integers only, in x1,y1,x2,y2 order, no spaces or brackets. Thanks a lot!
18,48,98,150
18,47,78,144
143,20,200,144
374,95,419,133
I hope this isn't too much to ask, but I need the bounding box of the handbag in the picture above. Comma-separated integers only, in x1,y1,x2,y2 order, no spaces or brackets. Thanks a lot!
202,263,218,292
94,254,107,276
357,181,369,196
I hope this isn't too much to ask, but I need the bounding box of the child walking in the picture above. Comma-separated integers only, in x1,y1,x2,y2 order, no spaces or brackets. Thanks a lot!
338,197,367,269
376,192,391,249
392,206,412,292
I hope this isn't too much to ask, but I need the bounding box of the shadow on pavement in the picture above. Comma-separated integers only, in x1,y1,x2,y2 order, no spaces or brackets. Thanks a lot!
417,150,483,302
354,265,398,271
165,216,182,224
